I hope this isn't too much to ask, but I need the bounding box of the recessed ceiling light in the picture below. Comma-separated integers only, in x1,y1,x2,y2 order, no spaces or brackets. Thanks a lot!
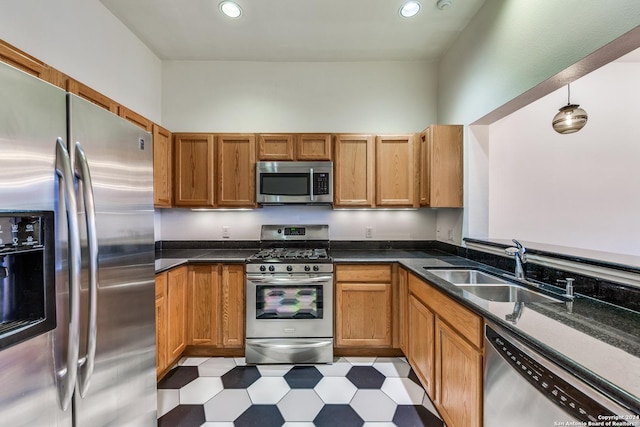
399,1,421,18
219,1,242,18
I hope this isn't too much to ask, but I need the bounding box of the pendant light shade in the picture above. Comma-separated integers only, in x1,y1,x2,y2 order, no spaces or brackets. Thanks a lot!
552,84,588,134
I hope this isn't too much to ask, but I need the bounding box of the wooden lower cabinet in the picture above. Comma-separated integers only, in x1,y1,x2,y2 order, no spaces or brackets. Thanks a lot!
185,263,244,349
407,294,435,398
406,272,483,427
435,318,483,427
335,264,394,348
166,266,188,364
155,272,168,378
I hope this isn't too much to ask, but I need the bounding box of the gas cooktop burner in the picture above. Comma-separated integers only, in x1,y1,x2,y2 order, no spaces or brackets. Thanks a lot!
250,247,329,262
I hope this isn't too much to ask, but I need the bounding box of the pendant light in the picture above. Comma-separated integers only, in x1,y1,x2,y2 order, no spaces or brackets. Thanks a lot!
552,84,588,134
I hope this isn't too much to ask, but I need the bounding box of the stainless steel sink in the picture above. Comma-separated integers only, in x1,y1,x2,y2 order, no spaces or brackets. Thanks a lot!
458,285,562,303
425,269,510,285
425,269,563,303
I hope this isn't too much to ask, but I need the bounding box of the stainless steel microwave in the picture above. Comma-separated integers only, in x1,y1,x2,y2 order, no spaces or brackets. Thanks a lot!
256,161,333,205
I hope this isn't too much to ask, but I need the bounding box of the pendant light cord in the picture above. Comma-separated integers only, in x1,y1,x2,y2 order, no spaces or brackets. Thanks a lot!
567,83,571,105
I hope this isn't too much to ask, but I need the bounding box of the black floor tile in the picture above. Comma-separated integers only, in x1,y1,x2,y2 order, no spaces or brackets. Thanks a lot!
346,365,386,389
157,366,199,389
283,365,323,388
393,405,445,427
314,404,364,427
234,404,285,427
158,404,205,427
221,365,261,388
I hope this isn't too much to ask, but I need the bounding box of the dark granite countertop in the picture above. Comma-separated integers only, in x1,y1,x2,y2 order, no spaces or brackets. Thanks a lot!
155,244,640,411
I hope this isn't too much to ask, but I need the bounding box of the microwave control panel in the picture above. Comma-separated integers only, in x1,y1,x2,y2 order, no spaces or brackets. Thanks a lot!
313,172,330,195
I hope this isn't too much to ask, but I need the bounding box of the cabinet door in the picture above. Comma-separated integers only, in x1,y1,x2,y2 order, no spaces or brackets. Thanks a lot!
155,273,168,377
407,295,435,399
258,134,294,160
335,281,392,347
167,266,188,362
375,134,417,207
0,39,66,88
174,133,215,207
435,318,482,427
296,134,332,160
118,105,152,132
153,124,173,208
398,268,409,354
333,135,375,207
187,265,220,346
420,125,463,208
217,134,256,207
221,265,245,348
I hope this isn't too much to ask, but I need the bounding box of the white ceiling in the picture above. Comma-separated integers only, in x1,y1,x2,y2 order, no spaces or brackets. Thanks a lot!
100,0,486,61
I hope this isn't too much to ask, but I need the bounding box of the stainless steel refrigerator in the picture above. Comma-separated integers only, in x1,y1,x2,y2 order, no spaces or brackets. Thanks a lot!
0,61,156,426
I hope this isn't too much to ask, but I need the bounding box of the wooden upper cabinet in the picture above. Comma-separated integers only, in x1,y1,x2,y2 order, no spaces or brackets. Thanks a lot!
0,39,67,89
296,134,332,160
333,134,375,207
258,134,295,160
217,134,256,207
153,124,173,208
174,133,215,207
119,105,153,132
67,78,119,114
375,134,418,207
420,125,463,207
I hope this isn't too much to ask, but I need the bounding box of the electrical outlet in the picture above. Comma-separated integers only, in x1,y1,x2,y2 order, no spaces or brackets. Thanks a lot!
365,227,373,239
222,226,231,239
447,229,454,241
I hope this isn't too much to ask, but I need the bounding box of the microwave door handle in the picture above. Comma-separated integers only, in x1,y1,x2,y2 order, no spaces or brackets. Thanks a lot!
309,168,314,201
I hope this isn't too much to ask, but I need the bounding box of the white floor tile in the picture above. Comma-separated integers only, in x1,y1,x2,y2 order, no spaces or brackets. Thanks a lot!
200,423,234,427
156,389,179,417
313,377,357,404
373,357,412,377
203,389,252,422
315,358,352,376
198,358,237,377
233,357,247,366
278,389,325,422
381,377,426,405
256,364,294,377
179,377,224,404
178,357,210,366
350,389,397,422
247,377,291,404
363,423,398,427
344,356,377,366
282,423,317,427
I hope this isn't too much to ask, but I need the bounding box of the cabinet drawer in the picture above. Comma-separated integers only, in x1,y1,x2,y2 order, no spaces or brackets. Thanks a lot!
336,264,392,282
408,273,482,349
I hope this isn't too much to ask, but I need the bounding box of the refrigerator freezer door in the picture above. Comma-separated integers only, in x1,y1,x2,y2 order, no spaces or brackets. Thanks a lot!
0,63,71,425
68,94,156,426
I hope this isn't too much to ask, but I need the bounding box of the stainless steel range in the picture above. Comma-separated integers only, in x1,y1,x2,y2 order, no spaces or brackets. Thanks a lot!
245,224,333,364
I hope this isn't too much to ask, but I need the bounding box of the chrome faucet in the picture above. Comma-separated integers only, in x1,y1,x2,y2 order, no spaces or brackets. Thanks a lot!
505,239,527,280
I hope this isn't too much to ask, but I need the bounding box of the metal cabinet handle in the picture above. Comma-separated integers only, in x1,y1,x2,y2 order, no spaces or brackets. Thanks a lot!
74,142,98,398
54,138,81,411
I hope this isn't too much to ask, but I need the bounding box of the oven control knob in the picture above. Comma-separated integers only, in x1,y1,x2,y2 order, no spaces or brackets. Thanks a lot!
313,265,319,272
304,265,311,272
269,265,275,272
286,265,293,272
260,265,266,272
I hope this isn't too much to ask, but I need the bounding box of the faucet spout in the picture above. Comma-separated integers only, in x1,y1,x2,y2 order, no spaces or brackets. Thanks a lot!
505,239,527,280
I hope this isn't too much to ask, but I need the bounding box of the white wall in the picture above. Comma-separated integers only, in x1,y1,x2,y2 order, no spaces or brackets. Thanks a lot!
159,59,440,241
0,0,162,123
489,62,640,255
436,0,640,251
160,207,438,241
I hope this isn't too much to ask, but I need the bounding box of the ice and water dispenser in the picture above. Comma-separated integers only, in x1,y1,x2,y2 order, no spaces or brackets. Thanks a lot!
0,212,55,350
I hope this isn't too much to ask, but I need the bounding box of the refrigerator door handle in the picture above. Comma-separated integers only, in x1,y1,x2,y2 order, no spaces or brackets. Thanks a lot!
74,142,98,398
54,138,81,411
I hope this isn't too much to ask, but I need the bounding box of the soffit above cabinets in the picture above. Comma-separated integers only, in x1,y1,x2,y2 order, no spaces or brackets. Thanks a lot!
100,0,486,61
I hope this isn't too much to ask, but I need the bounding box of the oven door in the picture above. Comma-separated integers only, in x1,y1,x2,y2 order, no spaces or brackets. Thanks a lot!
246,273,333,338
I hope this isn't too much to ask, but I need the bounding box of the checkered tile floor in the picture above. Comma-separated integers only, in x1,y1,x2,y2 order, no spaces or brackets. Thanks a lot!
157,356,445,427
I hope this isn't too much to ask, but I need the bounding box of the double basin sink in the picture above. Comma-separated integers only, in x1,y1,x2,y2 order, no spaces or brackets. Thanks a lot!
424,269,563,304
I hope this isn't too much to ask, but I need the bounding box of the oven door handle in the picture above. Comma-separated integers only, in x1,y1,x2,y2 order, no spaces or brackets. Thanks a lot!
250,340,333,350
246,275,333,284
